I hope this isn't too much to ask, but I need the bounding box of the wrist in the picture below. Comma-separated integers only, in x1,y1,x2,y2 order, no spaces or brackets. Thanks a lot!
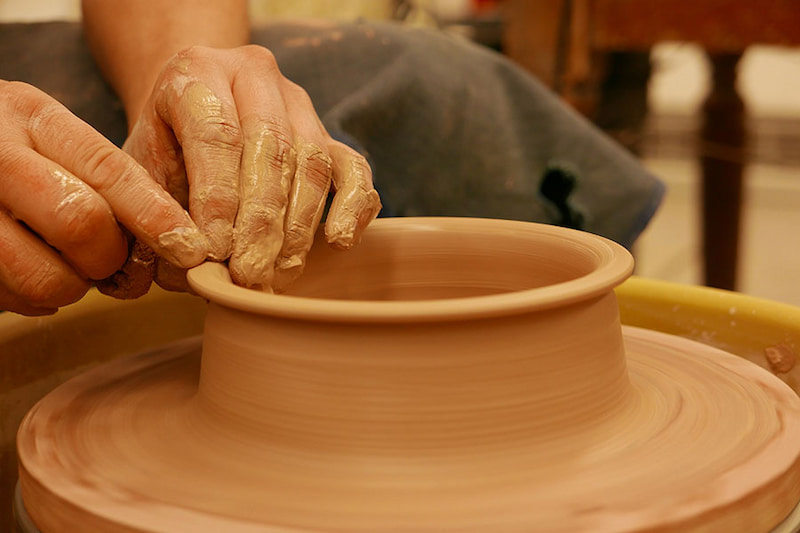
82,0,250,131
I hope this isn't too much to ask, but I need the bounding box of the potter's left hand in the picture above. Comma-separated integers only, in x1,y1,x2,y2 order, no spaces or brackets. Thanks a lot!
121,45,382,292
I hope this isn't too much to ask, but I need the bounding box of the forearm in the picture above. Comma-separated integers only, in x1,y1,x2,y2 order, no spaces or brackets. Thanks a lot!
81,0,249,128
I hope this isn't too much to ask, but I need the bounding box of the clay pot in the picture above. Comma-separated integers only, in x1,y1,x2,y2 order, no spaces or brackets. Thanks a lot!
16,218,800,532
192,217,633,448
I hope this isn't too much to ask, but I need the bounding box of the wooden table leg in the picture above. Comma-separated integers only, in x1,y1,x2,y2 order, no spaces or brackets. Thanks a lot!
700,52,746,291
593,51,651,156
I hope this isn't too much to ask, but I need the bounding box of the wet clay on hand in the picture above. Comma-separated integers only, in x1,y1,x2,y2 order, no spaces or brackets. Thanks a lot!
17,219,800,532
103,47,382,297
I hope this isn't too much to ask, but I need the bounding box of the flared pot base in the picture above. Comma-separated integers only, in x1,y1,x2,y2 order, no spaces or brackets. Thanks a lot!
17,327,800,533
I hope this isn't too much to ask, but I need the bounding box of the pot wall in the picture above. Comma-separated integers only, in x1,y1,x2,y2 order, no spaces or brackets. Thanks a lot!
197,292,629,452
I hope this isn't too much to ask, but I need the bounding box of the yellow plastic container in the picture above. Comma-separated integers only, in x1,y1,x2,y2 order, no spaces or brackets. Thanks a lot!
2,277,800,530
617,277,800,393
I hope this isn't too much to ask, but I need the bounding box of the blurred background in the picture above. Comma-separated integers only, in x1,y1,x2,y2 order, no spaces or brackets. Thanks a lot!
2,0,799,304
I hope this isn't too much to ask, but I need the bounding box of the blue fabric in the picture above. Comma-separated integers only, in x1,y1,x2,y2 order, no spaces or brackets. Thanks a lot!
254,21,665,248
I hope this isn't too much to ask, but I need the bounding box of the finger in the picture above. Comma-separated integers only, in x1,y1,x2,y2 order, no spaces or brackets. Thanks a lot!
19,84,207,268
0,146,126,279
272,82,334,292
228,114,295,290
227,49,296,290
0,284,56,316
123,110,190,209
272,143,332,291
109,116,191,298
325,142,382,249
0,209,90,311
153,50,242,260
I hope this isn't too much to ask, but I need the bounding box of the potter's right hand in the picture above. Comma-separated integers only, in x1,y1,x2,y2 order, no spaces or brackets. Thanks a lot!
0,81,208,315
121,45,382,293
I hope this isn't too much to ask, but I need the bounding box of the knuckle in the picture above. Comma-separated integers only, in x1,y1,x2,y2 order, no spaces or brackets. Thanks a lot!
157,47,213,91
262,118,293,146
0,81,70,143
283,219,314,248
351,157,373,185
349,150,371,172
17,273,56,307
179,44,206,57
264,125,294,171
177,91,242,153
242,115,293,172
264,120,293,150
330,144,372,188
81,143,135,188
339,144,370,171
202,180,239,211
0,80,36,112
194,115,243,151
240,45,278,67
16,89,69,142
16,263,87,308
235,202,285,250
300,148,333,185
0,141,28,174
241,202,285,229
54,194,112,248
282,79,307,98
173,45,212,63
0,80,20,114
283,80,315,108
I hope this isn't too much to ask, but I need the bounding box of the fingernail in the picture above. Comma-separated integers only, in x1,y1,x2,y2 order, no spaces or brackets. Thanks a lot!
157,226,209,268
326,214,358,250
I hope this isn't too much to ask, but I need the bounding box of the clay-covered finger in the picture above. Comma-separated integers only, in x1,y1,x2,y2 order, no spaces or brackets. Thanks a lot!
325,143,382,249
271,141,332,292
122,109,189,209
226,48,297,289
254,81,333,290
0,146,126,280
153,50,242,260
228,114,295,290
19,85,207,268
0,209,90,312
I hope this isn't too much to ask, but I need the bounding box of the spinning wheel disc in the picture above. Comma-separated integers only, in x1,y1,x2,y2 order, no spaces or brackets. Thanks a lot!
17,330,800,532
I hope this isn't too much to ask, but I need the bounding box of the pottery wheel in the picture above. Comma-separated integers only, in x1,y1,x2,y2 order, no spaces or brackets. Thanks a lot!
15,219,800,532
17,326,800,532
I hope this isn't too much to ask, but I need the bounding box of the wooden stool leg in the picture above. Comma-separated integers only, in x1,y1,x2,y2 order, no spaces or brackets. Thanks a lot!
700,52,746,291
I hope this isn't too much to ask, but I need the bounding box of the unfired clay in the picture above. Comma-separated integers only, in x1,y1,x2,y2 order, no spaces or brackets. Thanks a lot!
16,218,800,532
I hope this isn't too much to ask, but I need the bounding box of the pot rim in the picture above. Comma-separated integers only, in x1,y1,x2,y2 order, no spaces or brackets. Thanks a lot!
186,217,634,323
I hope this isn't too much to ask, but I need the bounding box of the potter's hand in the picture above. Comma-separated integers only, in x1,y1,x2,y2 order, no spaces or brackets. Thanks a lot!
122,45,382,292
0,81,207,315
